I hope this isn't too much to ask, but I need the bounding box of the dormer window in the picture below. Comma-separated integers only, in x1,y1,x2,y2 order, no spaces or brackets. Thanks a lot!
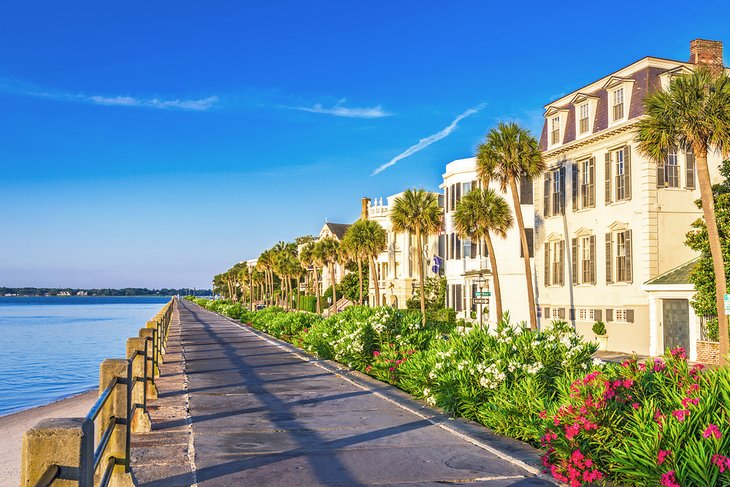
612,88,625,121
579,103,589,134
550,116,561,145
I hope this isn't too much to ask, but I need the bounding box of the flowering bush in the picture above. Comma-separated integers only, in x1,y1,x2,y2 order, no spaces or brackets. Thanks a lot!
189,298,730,486
541,347,730,486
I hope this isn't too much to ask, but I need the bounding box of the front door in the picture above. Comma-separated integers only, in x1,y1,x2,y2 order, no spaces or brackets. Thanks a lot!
663,299,690,352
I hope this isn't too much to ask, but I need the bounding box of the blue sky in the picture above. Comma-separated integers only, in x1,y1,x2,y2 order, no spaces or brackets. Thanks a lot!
2,1,730,289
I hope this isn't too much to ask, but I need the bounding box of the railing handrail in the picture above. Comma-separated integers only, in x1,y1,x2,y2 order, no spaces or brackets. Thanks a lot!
25,297,175,487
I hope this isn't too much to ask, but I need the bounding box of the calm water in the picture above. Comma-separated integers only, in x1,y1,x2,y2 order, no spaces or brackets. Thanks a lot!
0,296,171,416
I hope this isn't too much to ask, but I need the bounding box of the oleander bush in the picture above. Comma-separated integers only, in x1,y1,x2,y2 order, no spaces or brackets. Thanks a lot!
187,297,730,486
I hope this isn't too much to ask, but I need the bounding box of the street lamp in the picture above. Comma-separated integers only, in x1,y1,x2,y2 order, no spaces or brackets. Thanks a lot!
389,282,395,308
475,272,486,327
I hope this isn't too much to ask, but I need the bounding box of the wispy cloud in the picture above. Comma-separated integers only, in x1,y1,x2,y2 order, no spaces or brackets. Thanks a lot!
88,95,218,111
284,98,391,118
372,103,486,175
0,76,217,111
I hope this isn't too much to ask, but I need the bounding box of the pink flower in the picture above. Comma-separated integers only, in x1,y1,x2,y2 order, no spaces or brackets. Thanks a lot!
632,402,640,410
372,350,380,356
657,450,671,465
571,449,585,468
681,397,700,408
622,378,634,388
687,383,700,393
582,469,603,483
638,362,647,371
564,423,581,440
541,431,558,445
539,410,547,419
365,365,372,372
712,454,730,473
671,409,690,422
388,367,395,372
703,424,722,439
670,347,687,360
660,471,680,487
653,358,667,372
690,363,705,376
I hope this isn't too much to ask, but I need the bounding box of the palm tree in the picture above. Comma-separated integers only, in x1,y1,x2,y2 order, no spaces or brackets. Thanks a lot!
318,237,341,313
299,242,317,310
343,219,387,306
256,249,275,306
636,67,730,361
390,189,443,324
453,187,514,320
477,122,545,330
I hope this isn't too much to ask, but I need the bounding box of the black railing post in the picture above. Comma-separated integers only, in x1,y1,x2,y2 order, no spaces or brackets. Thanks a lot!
142,338,149,413
125,358,133,473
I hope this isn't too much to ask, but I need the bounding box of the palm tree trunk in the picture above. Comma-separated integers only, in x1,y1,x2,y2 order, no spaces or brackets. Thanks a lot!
417,228,426,325
484,233,503,321
296,274,301,311
330,262,338,313
314,267,321,314
369,255,380,306
508,175,538,330
696,148,729,362
357,258,363,305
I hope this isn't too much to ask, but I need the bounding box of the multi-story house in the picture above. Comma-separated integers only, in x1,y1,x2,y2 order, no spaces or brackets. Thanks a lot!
440,157,535,325
535,39,724,359
317,221,351,295
365,193,442,308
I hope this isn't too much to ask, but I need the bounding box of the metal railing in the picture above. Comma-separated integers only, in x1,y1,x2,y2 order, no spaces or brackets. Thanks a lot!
26,298,174,487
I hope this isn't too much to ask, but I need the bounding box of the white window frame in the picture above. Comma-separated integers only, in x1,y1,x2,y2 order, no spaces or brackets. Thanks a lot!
665,150,679,188
550,116,561,145
578,308,595,322
615,149,625,200
578,103,589,134
612,88,625,122
614,308,628,323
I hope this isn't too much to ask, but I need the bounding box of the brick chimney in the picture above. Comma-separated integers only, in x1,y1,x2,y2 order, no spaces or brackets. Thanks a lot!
361,197,371,220
690,39,724,75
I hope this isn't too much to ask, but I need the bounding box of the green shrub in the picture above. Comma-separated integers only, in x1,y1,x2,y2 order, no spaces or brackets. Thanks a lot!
592,321,607,336
298,295,317,313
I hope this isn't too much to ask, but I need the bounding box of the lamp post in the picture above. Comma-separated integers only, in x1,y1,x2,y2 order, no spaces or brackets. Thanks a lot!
475,272,486,327
389,282,395,308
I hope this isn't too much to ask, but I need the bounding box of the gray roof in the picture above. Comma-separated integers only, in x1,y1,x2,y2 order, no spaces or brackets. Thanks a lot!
324,223,352,240
644,258,699,285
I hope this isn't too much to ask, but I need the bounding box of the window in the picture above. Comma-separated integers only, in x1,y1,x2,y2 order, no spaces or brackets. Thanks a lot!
579,103,589,134
665,150,679,188
571,235,596,285
578,308,595,322
545,240,564,286
463,238,472,259
580,158,595,208
462,181,472,195
520,228,535,258
520,174,533,204
614,309,627,323
608,147,631,202
551,116,561,145
552,168,564,214
612,88,624,121
615,230,632,283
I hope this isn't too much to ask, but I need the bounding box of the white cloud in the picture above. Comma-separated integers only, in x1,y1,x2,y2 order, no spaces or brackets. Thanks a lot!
88,94,218,111
285,98,391,118
372,103,486,175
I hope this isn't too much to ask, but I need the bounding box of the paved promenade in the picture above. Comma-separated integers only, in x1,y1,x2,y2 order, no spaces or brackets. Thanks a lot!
131,300,553,486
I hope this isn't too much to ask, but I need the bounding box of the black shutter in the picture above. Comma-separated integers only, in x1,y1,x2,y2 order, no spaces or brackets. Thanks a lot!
606,308,613,322
594,309,602,321
455,284,462,312
589,235,596,284
657,160,665,188
455,235,461,259
520,228,534,258
544,307,551,319
571,238,578,285
471,239,477,259
686,150,695,189
544,243,550,287
558,307,565,319
605,152,612,204
520,174,533,204
626,309,634,323
625,230,633,283
544,173,551,217
572,162,579,211
605,233,613,284
456,183,462,205
589,157,596,207
445,187,449,212
559,166,566,214
624,146,632,200
559,240,565,286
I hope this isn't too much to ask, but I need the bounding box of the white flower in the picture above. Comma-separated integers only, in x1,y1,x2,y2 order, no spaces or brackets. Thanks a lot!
592,358,604,366
428,371,437,380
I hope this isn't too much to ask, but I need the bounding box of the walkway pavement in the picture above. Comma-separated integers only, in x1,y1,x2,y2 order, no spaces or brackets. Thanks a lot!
131,300,554,486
